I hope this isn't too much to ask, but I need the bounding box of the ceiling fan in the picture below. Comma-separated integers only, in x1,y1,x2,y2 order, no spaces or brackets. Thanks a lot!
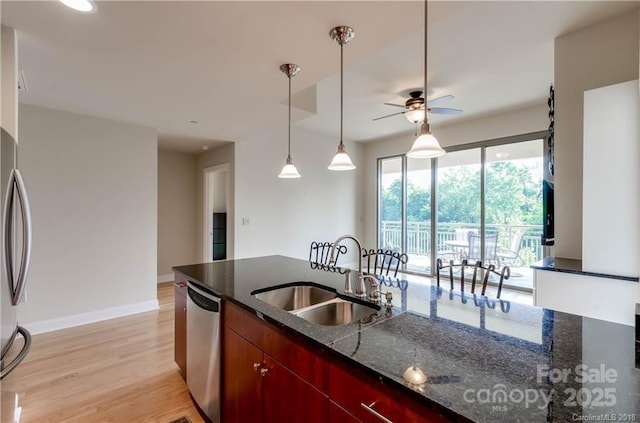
373,90,463,123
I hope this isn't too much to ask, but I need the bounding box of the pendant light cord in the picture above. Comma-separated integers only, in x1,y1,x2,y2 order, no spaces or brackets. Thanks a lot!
288,73,292,159
340,42,344,146
423,0,429,126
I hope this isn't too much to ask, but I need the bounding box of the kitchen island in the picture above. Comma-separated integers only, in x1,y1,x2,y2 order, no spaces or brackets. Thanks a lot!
174,255,640,422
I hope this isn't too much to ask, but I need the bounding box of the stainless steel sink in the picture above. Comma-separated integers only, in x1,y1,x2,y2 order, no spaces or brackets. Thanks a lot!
253,284,337,311
293,300,378,326
252,283,379,326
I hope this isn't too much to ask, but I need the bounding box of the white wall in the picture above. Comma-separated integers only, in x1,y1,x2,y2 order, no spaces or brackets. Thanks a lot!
234,127,364,262
554,10,639,259
158,149,198,280
18,105,158,333
362,104,548,248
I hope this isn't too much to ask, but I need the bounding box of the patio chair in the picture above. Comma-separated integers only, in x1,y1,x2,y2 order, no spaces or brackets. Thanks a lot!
362,248,408,277
497,232,525,267
464,233,498,265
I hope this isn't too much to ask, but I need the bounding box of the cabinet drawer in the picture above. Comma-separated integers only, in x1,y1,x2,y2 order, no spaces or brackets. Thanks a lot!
329,361,452,423
224,301,329,392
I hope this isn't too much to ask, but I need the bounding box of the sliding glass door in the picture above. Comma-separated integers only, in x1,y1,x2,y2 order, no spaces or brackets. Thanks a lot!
485,140,543,288
436,149,481,264
376,132,545,289
406,157,431,271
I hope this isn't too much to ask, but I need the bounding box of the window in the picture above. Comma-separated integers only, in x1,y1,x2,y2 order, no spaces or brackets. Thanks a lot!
377,133,545,290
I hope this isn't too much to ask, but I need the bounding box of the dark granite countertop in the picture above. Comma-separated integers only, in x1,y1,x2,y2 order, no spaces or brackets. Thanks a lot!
174,255,640,422
532,256,639,282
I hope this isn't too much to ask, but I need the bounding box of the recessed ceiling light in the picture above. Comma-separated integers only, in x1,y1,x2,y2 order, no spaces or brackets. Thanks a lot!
202,146,209,151
59,0,96,13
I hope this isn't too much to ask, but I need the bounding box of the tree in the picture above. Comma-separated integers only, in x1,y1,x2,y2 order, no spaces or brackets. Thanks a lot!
380,179,431,222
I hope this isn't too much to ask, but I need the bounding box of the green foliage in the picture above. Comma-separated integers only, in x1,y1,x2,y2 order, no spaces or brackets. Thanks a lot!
380,179,432,222
381,160,542,226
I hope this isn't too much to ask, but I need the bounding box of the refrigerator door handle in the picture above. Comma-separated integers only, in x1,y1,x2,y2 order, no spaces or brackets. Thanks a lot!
13,169,32,305
0,326,31,380
3,168,32,305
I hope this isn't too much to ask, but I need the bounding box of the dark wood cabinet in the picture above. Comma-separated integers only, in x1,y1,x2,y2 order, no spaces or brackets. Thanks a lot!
223,302,329,422
330,360,450,423
262,355,328,423
174,273,187,379
222,326,262,423
330,401,361,423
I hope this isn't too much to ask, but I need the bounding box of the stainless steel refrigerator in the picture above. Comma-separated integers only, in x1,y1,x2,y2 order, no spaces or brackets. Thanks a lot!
0,128,32,423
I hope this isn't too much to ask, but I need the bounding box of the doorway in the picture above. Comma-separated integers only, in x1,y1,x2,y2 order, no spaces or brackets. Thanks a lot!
203,163,231,262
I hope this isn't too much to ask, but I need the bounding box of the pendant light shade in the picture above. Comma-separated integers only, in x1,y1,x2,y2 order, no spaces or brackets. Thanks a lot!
407,0,445,159
278,157,301,178
278,63,301,179
328,143,355,170
328,26,356,171
407,122,445,158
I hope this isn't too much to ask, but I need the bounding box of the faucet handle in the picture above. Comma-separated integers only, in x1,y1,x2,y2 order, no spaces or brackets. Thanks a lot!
370,290,393,308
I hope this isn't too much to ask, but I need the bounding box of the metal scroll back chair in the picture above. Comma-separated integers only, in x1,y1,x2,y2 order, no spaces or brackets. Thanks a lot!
309,241,347,271
497,231,525,266
466,233,498,265
436,258,510,299
362,248,408,277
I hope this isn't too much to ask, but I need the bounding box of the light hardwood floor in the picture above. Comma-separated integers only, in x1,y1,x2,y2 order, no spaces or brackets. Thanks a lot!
11,283,205,423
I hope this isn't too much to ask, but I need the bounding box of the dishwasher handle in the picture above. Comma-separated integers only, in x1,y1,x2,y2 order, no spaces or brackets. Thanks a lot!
187,284,220,313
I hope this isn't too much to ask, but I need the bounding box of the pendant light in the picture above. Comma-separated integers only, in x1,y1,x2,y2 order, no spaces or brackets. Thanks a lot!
328,26,356,171
407,0,445,158
278,64,302,179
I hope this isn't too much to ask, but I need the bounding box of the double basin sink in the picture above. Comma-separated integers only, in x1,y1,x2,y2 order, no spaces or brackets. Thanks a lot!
252,283,379,326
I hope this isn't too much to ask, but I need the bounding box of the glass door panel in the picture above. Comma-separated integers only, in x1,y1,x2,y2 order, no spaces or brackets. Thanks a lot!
485,140,543,289
378,158,403,255
406,157,431,272
436,149,481,264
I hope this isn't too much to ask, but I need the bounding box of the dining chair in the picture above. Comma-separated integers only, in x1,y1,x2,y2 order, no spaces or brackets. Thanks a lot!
362,248,408,277
436,258,510,299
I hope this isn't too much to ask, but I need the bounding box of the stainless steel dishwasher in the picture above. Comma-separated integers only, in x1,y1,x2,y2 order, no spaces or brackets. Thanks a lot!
186,281,222,422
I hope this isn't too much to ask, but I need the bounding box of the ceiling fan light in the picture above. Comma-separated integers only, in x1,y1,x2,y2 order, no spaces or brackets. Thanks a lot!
60,0,95,12
404,108,425,123
407,123,445,158
278,157,301,178
328,144,355,171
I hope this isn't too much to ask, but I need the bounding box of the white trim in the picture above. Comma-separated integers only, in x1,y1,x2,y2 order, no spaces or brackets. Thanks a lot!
22,300,160,335
157,273,174,283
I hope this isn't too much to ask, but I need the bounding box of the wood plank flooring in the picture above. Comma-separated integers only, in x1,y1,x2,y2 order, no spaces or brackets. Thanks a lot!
10,283,205,423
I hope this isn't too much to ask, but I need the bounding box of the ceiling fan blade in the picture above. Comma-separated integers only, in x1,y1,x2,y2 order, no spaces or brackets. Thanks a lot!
383,102,407,109
429,107,463,115
426,95,454,106
373,111,407,121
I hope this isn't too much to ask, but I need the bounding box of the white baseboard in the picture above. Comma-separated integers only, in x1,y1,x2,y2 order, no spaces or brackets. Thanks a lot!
23,299,160,335
157,274,174,284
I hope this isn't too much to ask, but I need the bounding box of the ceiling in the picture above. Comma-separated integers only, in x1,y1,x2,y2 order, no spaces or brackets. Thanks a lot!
2,1,638,153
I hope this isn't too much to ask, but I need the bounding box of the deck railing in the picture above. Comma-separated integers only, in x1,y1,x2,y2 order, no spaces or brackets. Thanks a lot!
379,221,543,266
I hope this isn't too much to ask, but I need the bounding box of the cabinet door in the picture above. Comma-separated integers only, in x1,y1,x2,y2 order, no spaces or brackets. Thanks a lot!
174,281,187,378
223,327,263,423
330,401,361,423
262,354,328,423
